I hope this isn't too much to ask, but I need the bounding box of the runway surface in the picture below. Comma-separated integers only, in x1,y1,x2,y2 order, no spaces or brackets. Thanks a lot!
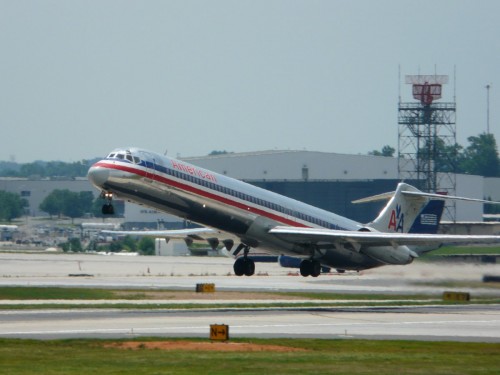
0,252,499,342
1,305,499,342
0,252,499,295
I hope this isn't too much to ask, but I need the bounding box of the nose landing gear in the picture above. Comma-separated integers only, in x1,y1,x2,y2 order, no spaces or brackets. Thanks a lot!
100,191,115,215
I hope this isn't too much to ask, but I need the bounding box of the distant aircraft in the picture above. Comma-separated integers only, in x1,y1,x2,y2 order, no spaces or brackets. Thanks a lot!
87,147,500,277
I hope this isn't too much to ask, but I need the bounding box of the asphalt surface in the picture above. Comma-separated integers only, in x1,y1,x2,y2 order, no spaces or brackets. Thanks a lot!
1,305,499,342
0,252,499,342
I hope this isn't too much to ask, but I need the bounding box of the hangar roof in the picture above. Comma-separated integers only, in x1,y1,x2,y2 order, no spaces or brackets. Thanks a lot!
184,150,398,181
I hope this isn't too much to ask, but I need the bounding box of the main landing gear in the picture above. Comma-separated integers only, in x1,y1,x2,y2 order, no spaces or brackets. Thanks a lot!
298,244,322,277
100,191,115,215
233,244,255,276
299,259,321,277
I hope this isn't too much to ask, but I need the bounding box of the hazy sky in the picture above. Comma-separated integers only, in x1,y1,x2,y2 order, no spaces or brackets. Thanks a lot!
1,0,499,163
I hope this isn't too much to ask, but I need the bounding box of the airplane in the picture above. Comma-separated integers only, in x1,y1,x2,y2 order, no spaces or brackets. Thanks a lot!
87,147,500,277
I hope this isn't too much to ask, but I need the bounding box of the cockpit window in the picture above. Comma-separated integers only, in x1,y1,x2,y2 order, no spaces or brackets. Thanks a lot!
106,150,141,164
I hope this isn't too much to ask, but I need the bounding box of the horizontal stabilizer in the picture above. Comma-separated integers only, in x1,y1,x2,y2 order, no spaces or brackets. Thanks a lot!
351,191,395,204
353,188,500,205
402,190,500,204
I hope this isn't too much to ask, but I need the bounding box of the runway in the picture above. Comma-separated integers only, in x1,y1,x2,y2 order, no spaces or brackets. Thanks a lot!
0,252,499,295
0,252,499,342
1,305,499,342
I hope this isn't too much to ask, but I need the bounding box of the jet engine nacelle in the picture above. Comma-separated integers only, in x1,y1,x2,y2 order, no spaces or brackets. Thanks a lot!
361,245,415,265
358,227,375,232
356,226,415,265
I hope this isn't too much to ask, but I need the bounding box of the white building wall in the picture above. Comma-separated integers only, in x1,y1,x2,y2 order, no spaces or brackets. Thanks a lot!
484,177,500,201
124,203,182,225
454,174,484,221
188,152,485,222
0,178,95,216
155,238,189,256
185,151,398,181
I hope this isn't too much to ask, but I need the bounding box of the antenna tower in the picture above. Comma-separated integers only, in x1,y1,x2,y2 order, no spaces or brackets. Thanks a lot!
398,73,457,221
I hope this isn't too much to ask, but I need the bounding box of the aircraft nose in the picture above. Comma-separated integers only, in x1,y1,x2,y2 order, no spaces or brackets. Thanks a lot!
87,165,110,187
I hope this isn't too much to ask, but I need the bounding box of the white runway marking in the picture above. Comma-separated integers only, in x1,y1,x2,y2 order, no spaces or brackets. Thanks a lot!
1,309,499,341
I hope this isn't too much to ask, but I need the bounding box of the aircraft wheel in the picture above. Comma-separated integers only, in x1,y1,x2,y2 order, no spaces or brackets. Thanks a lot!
102,203,114,215
299,260,311,277
311,260,321,277
244,258,255,276
233,258,246,276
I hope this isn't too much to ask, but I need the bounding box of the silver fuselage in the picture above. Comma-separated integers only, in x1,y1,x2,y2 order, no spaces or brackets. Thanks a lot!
88,147,391,270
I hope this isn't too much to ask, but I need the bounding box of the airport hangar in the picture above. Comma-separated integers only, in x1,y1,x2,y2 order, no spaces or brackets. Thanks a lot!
1,149,498,232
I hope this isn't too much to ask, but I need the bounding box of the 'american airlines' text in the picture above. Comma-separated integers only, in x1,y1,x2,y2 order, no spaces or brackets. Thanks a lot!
171,160,218,183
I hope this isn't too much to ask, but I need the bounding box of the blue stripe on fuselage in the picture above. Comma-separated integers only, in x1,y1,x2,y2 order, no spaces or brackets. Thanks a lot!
109,158,348,231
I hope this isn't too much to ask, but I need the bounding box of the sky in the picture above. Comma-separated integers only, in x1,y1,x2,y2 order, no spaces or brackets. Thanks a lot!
1,0,499,163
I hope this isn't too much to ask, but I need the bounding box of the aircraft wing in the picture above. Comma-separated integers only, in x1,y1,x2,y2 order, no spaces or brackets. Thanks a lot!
269,226,500,248
99,227,240,254
100,227,222,240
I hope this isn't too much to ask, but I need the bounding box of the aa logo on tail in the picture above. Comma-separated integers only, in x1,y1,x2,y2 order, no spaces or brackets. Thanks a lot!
388,204,404,232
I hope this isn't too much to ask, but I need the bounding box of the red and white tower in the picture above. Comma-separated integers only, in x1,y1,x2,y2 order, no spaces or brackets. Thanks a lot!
398,73,457,220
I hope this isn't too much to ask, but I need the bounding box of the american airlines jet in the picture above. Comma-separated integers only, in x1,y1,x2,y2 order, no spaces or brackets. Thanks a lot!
87,147,500,277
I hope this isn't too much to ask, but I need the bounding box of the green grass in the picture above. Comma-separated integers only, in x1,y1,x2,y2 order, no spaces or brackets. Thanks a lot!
423,245,500,256
0,287,498,310
0,287,464,302
0,287,441,301
278,292,434,300
0,287,117,300
415,280,500,289
0,338,498,374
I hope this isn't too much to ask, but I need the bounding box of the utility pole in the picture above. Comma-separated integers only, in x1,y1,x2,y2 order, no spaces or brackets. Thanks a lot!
486,84,491,134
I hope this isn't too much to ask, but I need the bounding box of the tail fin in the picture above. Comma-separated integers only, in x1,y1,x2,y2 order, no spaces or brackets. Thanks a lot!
362,183,438,233
407,199,445,234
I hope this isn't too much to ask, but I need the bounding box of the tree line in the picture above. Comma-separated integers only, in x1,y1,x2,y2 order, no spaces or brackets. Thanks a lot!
0,189,122,222
0,159,98,178
369,132,500,177
1,133,497,178
61,236,155,255
38,190,124,221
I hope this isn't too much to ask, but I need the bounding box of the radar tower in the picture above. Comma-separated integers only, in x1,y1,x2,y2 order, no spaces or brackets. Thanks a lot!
398,72,457,221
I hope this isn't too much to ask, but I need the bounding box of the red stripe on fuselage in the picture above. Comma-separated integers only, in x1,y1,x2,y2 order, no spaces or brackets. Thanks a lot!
93,161,309,228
